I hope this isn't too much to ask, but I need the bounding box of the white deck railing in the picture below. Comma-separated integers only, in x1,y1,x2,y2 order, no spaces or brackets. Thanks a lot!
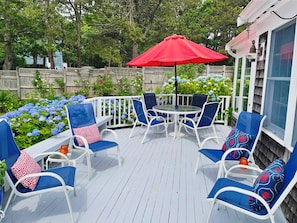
85,94,231,128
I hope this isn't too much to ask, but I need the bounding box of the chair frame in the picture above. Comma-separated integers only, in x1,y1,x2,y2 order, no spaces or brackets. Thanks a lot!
178,101,221,147
195,111,266,178
65,103,121,180
142,93,172,123
130,99,168,144
142,93,159,117
187,93,208,120
0,120,76,223
207,142,297,223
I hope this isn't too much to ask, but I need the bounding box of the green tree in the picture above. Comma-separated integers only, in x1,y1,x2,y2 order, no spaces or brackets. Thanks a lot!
58,0,97,67
0,0,29,69
175,0,246,55
43,0,65,69
14,1,47,67
0,0,250,69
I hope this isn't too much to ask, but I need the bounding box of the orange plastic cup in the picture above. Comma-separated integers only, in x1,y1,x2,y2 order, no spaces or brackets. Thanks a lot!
60,144,68,155
239,157,249,170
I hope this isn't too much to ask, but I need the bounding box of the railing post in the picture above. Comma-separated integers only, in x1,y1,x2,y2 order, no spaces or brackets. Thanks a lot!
224,96,230,125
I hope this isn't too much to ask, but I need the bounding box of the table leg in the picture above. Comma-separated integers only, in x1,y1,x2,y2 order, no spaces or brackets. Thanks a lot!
174,114,178,139
167,114,179,139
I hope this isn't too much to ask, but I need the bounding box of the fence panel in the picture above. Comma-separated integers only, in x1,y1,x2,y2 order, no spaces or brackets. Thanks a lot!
0,70,18,96
0,66,233,99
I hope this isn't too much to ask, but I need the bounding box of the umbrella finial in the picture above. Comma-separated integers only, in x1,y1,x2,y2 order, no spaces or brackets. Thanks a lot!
165,34,186,41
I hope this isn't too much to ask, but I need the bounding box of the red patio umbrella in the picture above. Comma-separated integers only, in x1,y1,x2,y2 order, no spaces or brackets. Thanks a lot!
127,34,227,106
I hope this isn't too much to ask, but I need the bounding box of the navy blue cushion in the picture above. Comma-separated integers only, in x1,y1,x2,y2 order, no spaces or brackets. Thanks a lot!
249,159,285,211
221,128,252,159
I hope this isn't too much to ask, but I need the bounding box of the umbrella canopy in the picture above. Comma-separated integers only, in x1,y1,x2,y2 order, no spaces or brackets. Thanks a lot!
127,34,228,106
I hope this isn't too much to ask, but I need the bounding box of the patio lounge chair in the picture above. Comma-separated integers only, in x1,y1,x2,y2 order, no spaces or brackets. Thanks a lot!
178,101,221,147
130,99,168,143
0,120,76,222
195,111,266,179
206,142,297,223
65,103,121,178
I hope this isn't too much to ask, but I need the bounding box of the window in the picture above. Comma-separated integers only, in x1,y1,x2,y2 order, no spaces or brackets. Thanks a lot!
263,21,295,139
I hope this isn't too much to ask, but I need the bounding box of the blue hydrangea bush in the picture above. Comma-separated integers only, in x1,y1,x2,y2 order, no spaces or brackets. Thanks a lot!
161,74,232,100
0,95,85,149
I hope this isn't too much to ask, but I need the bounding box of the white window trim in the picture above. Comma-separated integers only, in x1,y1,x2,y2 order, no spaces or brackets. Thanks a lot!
232,56,253,115
238,58,247,112
232,58,240,112
284,22,297,149
247,60,256,112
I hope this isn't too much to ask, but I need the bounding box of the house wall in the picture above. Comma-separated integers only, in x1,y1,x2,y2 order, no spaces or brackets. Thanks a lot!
228,1,297,222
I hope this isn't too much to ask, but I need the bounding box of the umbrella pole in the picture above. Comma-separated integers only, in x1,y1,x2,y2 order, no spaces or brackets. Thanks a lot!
174,63,178,109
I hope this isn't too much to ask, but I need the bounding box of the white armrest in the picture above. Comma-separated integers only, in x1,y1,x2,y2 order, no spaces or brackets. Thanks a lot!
68,135,93,157
149,115,167,124
211,185,273,214
147,109,158,117
217,148,254,179
200,136,224,148
101,129,119,143
14,171,69,190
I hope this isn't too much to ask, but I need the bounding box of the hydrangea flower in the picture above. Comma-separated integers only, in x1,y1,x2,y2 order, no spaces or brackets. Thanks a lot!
32,129,40,136
51,128,59,136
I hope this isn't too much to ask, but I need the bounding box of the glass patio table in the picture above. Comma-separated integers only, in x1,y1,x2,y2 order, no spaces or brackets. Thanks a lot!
153,105,201,139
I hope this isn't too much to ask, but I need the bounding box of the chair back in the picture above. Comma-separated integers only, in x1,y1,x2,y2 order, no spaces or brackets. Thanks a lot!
0,120,21,185
132,99,149,125
270,142,297,212
66,103,97,129
192,94,208,108
66,103,97,146
143,93,157,113
235,111,266,153
197,102,220,127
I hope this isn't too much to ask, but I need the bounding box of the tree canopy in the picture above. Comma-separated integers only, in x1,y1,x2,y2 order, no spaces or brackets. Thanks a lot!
0,0,248,69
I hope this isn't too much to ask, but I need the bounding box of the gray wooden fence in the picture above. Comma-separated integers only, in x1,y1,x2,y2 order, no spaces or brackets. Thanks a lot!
0,65,233,99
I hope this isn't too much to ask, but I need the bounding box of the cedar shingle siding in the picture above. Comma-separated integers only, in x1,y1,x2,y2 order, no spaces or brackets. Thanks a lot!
235,30,296,223
252,32,267,115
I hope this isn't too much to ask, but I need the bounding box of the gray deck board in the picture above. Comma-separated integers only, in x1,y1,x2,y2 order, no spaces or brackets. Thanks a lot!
2,125,287,223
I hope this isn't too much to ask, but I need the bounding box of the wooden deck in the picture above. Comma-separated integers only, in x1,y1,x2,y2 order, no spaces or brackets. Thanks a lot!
2,125,287,223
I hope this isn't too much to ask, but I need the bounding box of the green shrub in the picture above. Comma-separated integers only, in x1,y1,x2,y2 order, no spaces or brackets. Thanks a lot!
131,72,143,95
74,79,91,97
93,73,115,96
0,90,21,113
116,76,132,96
54,78,65,94
31,70,56,99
